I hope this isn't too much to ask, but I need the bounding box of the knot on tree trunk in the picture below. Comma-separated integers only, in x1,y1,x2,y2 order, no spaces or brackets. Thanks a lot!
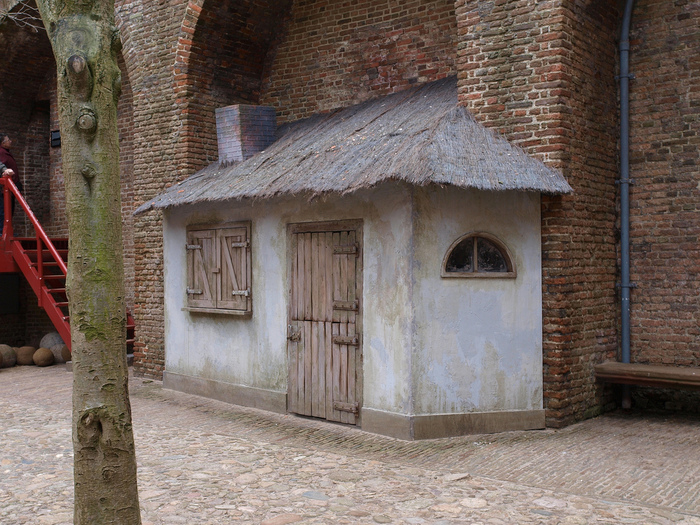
77,406,107,447
67,53,93,101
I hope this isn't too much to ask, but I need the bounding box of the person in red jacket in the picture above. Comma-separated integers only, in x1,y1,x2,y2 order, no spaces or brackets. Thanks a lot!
0,133,21,234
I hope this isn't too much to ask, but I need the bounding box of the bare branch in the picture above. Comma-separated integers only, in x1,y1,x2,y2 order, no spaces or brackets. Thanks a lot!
0,0,44,33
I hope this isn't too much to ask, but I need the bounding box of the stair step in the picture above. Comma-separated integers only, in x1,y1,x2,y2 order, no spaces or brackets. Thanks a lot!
24,248,68,260
17,238,68,245
29,260,64,267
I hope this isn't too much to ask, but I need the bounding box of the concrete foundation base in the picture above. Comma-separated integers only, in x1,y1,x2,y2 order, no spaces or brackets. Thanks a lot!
163,371,288,414
163,372,545,440
361,407,546,440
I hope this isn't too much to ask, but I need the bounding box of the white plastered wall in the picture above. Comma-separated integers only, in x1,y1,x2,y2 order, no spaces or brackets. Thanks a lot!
410,186,543,414
161,183,543,420
162,183,415,414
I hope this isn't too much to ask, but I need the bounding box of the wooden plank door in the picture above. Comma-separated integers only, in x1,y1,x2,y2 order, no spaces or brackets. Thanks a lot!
288,221,362,425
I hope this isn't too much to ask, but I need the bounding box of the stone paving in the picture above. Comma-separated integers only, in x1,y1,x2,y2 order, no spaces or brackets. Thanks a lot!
1,365,700,524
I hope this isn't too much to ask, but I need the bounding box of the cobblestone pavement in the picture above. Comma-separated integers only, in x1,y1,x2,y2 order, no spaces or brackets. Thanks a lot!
1,366,700,524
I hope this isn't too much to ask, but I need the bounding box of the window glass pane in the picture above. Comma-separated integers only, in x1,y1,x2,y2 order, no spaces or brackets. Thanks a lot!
477,238,507,272
445,238,473,272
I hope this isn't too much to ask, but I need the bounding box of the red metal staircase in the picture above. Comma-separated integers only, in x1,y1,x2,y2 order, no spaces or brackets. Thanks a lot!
1,176,135,353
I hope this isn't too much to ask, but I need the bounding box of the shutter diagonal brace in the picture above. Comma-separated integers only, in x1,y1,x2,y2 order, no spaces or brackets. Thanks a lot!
195,247,212,301
223,234,250,299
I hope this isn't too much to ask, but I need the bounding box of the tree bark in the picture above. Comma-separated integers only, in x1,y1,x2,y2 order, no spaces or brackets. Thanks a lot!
34,0,141,523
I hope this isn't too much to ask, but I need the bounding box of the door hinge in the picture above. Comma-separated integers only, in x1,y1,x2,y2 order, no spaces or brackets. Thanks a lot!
186,244,202,250
333,243,358,256
231,241,250,248
187,288,203,295
231,289,250,297
332,335,360,346
333,300,359,311
333,401,359,414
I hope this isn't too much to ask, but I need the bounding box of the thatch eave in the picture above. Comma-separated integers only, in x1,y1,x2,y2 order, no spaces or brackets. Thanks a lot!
135,76,572,215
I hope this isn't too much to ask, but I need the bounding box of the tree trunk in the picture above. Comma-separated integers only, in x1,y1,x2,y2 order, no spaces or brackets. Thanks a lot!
34,1,141,523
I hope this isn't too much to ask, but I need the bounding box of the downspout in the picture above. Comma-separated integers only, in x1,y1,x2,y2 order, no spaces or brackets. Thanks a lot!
618,0,635,409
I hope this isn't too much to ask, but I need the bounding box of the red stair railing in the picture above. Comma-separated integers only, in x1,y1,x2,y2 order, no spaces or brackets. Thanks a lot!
2,175,70,349
1,175,135,354
2,176,67,272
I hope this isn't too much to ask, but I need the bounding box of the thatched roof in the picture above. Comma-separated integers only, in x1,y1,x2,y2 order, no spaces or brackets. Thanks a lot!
136,76,571,213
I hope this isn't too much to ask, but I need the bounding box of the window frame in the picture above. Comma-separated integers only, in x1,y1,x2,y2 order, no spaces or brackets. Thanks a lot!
184,221,252,316
441,232,516,279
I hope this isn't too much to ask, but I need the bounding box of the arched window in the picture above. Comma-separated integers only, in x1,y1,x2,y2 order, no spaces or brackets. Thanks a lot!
442,233,516,279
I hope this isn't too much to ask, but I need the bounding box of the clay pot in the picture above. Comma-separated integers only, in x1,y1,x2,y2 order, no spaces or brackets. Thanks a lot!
16,346,37,366
33,347,55,367
0,344,16,368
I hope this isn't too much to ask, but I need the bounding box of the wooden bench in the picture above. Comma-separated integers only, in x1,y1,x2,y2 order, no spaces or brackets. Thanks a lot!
595,362,700,391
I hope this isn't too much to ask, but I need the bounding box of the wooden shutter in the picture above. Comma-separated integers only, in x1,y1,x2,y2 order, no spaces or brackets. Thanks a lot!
186,229,216,308
218,224,251,312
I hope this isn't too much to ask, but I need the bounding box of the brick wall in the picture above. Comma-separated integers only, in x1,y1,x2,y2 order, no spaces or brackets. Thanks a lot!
20,101,50,226
12,95,58,346
0,275,22,347
176,0,290,172
47,72,67,237
117,54,136,311
626,0,700,410
261,0,457,122
127,0,458,377
2,0,695,421
119,0,194,378
0,17,57,346
0,14,136,348
456,0,621,426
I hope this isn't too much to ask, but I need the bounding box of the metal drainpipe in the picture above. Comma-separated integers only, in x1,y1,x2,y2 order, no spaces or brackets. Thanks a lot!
619,0,635,409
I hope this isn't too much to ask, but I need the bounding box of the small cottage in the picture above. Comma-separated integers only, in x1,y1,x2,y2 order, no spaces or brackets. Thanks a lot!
138,77,571,439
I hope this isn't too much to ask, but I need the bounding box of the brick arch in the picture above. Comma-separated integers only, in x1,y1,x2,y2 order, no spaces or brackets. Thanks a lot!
173,0,292,175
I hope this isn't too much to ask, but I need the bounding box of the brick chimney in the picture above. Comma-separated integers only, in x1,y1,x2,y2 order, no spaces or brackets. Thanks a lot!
215,104,277,166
